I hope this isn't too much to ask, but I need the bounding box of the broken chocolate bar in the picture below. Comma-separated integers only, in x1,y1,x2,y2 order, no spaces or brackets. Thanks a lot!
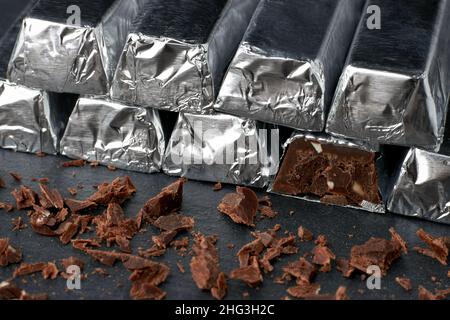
270,134,383,212
111,0,259,113
216,0,365,131
217,187,258,227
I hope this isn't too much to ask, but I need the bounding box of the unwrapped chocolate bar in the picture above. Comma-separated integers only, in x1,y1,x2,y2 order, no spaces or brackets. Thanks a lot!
215,0,365,131
110,0,259,113
7,0,147,95
0,80,77,154
163,112,279,187
60,97,165,173
269,133,386,213
327,0,450,151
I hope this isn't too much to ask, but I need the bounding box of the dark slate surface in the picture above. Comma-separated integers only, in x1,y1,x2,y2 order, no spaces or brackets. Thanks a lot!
0,148,449,300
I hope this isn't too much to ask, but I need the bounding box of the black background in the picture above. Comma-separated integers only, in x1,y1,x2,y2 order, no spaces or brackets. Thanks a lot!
0,0,449,301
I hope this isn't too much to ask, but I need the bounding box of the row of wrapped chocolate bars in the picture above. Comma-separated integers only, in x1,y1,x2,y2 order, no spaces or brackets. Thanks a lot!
0,0,449,225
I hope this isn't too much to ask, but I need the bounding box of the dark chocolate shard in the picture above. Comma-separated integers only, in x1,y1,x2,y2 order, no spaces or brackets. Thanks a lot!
217,187,258,227
287,283,321,299
312,244,336,273
9,172,22,181
129,262,170,300
272,138,381,207
137,178,185,225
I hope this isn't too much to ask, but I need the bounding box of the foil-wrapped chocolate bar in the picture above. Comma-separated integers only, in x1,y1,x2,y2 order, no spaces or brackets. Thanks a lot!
0,80,77,154
110,0,259,114
269,133,390,213
163,112,280,187
327,0,450,151
60,97,165,173
215,0,365,131
7,0,147,95
388,125,450,224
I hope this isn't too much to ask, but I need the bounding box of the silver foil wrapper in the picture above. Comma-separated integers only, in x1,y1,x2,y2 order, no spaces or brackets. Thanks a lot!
388,148,450,225
0,79,75,154
163,112,279,187
7,0,147,95
327,0,450,151
110,0,259,114
60,97,165,173
215,0,365,131
268,133,386,213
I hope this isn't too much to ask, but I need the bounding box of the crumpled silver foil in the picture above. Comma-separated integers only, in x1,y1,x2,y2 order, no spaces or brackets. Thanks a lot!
0,79,73,154
7,0,147,95
215,0,365,131
388,148,450,225
110,0,259,114
268,132,386,213
163,112,279,187
326,0,450,151
60,97,165,174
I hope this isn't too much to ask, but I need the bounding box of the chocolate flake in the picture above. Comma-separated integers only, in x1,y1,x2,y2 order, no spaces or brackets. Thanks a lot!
39,184,64,209
418,286,450,300
9,172,22,181
312,243,336,273
87,176,136,206
13,262,47,277
128,261,170,300
42,262,59,280
336,258,355,278
11,217,26,231
298,226,314,242
213,182,223,191
287,283,321,299
217,187,258,227
152,231,178,249
62,159,86,167
414,229,449,265
0,238,22,267
282,258,317,285
395,277,412,291
64,198,97,214
230,256,263,287
11,186,37,209
0,281,47,300
61,257,85,271
389,227,408,254
137,178,185,225
152,214,194,232
0,202,14,212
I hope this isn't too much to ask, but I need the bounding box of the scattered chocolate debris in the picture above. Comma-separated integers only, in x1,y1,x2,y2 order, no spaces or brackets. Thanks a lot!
258,205,278,219
217,187,258,227
298,226,313,242
11,186,37,209
213,182,223,191
176,261,185,274
414,229,449,265
13,262,47,277
312,244,336,273
190,233,227,300
389,227,408,254
137,178,185,225
39,184,64,209
287,283,321,299
128,261,170,300
395,277,412,291
9,172,22,181
153,214,194,232
350,236,404,276
62,159,86,167
0,238,22,267
11,217,26,231
139,246,166,258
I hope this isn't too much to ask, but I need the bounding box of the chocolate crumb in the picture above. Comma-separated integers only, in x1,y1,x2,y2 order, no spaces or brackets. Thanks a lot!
0,177,5,188
213,182,223,191
62,159,86,167
13,262,47,277
0,202,14,212
287,283,321,299
153,214,194,232
217,187,258,227
395,277,412,291
298,226,313,242
11,217,26,231
42,262,59,280
11,186,37,209
282,258,317,284
0,238,22,267
176,261,185,274
9,172,22,181
67,187,78,196
230,256,263,287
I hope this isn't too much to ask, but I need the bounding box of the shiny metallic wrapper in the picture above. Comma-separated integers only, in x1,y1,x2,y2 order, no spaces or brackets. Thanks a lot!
215,0,365,131
0,79,75,154
163,112,280,187
388,148,450,225
268,133,387,213
327,0,450,151
111,0,259,114
7,0,148,95
60,97,165,173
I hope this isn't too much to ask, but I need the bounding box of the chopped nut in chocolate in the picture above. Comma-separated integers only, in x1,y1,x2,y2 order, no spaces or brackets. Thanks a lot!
217,187,258,227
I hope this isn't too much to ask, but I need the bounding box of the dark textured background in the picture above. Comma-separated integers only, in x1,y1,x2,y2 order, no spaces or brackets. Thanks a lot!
0,0,449,300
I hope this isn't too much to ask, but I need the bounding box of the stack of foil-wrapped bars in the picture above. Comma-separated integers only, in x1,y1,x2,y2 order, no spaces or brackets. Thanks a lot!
1,0,449,225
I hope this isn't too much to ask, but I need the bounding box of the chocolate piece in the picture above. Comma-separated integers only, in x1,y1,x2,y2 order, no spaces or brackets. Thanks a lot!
414,229,449,265
139,245,166,258
64,199,97,214
62,159,86,168
0,281,47,300
217,187,258,227
350,237,403,276
272,138,381,208
88,176,136,206
298,226,314,242
287,283,321,299
0,177,5,188
190,233,227,300
13,262,47,277
389,227,408,254
258,205,278,219
152,214,195,232
282,258,317,285
230,256,263,287
11,186,37,209
176,261,185,274
0,238,22,267
395,277,412,291
312,243,336,273
137,179,185,224
0,202,14,212
152,231,178,249
418,286,450,300
42,262,59,280
39,184,64,209
213,182,223,192
11,217,26,231
128,261,170,300
9,172,22,181
61,257,85,272
336,258,355,278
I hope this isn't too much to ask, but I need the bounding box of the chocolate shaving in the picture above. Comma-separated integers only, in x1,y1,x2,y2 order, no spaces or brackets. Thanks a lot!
230,256,263,287
217,187,258,227
39,184,64,209
11,217,26,231
312,243,336,273
13,262,47,277
389,227,408,254
61,257,85,271
152,231,178,249
62,159,86,167
395,277,412,291
139,245,166,258
0,238,22,267
298,226,314,242
128,260,170,300
0,281,47,300
414,228,449,265
137,178,185,225
258,205,278,219
9,172,22,181
42,262,59,280
336,258,355,278
418,286,450,300
287,283,321,299
11,186,37,209
152,214,194,232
